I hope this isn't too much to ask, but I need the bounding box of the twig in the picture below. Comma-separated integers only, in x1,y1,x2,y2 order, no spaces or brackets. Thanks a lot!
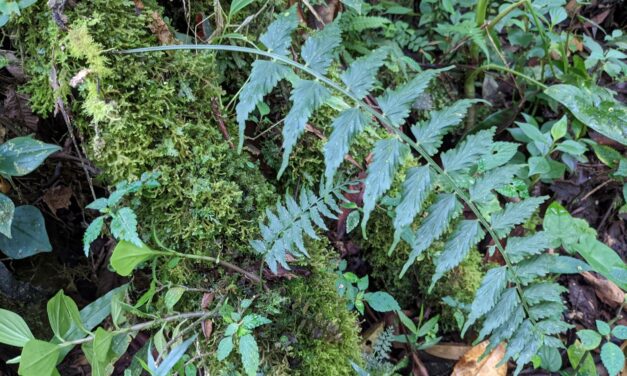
210,97,235,149
302,0,326,26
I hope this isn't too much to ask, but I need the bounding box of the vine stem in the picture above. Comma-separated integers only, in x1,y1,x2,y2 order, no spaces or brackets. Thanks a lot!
122,44,539,323
59,311,213,347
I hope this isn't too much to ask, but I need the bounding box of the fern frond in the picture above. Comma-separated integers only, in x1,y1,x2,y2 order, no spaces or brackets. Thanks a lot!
411,99,481,155
469,165,522,204
344,15,390,32
431,220,483,288
441,128,495,173
279,80,331,177
376,68,447,127
399,194,460,277
259,8,299,56
324,108,371,182
361,138,410,236
478,141,519,171
490,196,547,237
251,184,345,273
505,232,552,263
462,266,508,336
476,288,520,341
341,47,388,99
389,166,432,254
522,282,568,305
301,20,342,74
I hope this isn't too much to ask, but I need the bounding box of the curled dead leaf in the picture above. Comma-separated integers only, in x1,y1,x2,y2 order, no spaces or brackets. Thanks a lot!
201,292,214,309
202,319,213,339
424,343,471,360
451,341,508,376
582,271,625,308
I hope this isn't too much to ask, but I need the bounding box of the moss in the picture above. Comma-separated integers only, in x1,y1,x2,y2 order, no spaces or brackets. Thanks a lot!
361,209,484,332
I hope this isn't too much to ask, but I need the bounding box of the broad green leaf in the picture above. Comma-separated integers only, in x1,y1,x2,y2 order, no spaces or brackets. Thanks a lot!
47,290,83,341
567,341,598,376
110,207,141,246
528,156,551,176
324,108,370,182
577,329,602,350
279,79,330,177
431,220,483,288
550,115,567,140
377,68,447,127
239,334,259,376
86,198,108,211
216,336,233,361
612,325,627,340
0,192,14,237
0,309,34,347
441,128,495,173
591,143,622,168
83,215,104,256
543,201,595,249
572,234,627,290
93,328,113,363
516,122,552,155
596,320,611,336
600,342,625,376
110,241,162,276
228,0,255,18
0,136,60,177
301,19,341,74
341,47,388,99
164,287,185,311
411,99,481,155
361,138,409,236
463,266,508,336
400,194,460,277
478,141,519,171
490,196,547,238
363,291,401,312
397,311,417,334
18,340,60,376
0,205,52,259
545,84,627,145
538,345,562,372
345,210,360,234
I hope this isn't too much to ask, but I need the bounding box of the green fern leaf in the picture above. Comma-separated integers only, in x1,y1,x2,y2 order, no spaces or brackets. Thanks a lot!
441,128,495,173
431,220,483,289
523,282,568,305
529,302,565,321
514,338,541,375
389,166,432,254
279,80,331,177
411,99,481,155
477,288,520,341
346,15,390,31
486,306,524,353
462,266,508,336
513,254,588,284
536,319,573,335
324,108,371,182
236,61,291,151
259,8,299,56
506,232,552,263
361,138,409,236
302,20,341,74
478,142,519,171
341,48,388,99
377,69,447,127
490,196,547,238
400,194,460,277
469,165,522,204
501,320,533,365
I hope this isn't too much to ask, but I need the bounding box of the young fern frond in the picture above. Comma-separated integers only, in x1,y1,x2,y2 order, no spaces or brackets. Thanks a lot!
125,9,591,373
249,182,347,274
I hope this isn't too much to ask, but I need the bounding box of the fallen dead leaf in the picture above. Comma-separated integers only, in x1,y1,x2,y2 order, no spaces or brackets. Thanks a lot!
451,341,508,376
201,292,214,309
425,343,471,360
581,271,625,308
43,185,73,214
202,319,213,338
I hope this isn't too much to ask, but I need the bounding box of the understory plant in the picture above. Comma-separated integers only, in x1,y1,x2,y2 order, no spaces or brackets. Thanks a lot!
124,8,625,374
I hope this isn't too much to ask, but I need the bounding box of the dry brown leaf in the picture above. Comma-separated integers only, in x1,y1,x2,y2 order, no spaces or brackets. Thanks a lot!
201,292,214,309
581,271,625,308
202,319,213,338
424,343,471,360
43,186,73,214
451,341,508,376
